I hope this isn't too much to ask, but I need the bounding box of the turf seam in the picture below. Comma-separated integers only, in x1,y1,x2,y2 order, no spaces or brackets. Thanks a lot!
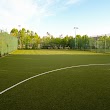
0,63,110,95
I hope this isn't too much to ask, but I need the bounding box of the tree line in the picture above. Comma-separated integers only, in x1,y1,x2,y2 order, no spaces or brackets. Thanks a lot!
10,28,110,50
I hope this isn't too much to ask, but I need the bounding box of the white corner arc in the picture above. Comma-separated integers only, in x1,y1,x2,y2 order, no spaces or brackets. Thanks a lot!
0,63,110,95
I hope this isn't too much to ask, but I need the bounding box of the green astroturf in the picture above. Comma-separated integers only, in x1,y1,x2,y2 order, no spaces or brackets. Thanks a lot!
0,51,110,110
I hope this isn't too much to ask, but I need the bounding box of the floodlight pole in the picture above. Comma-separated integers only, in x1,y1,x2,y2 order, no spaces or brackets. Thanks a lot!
74,27,78,49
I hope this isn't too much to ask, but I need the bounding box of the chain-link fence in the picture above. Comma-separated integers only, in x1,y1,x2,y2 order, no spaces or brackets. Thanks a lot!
89,36,110,53
0,32,18,56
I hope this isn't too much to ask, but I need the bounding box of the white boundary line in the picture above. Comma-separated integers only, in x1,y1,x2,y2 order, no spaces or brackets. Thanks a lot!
0,63,110,95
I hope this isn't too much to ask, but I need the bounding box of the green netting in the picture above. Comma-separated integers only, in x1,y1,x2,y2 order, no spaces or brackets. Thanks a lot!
0,33,18,56
89,37,110,53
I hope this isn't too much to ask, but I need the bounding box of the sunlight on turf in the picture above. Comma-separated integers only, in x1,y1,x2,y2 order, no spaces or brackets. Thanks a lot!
11,50,103,55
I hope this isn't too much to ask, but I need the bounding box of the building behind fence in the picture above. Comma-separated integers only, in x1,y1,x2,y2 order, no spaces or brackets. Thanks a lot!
0,32,18,56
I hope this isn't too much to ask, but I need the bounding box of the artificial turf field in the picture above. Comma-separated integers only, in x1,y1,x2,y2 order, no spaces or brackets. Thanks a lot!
0,50,110,110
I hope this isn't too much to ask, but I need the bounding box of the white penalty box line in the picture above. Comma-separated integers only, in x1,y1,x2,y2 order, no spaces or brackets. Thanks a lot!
0,63,110,95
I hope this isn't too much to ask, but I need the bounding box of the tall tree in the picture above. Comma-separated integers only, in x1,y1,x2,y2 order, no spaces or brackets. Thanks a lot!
82,35,89,50
76,35,82,49
10,28,18,37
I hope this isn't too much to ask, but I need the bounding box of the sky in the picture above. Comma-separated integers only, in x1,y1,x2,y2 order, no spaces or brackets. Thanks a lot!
0,0,110,37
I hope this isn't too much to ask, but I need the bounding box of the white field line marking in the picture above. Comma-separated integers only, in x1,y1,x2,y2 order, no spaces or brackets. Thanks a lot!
0,63,110,95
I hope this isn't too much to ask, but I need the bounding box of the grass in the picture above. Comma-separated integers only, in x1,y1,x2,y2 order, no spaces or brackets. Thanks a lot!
0,50,110,110
11,49,104,55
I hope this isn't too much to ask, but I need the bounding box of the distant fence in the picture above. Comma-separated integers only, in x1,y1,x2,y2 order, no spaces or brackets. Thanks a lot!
89,37,110,53
0,33,18,56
